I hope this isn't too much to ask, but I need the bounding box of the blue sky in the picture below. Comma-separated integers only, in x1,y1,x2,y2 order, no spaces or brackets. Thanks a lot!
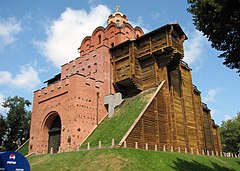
0,0,239,125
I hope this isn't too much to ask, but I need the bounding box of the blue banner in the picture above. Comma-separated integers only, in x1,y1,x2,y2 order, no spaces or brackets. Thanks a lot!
0,151,30,171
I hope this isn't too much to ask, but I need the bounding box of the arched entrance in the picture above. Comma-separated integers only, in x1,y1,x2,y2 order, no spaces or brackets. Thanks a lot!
43,113,61,153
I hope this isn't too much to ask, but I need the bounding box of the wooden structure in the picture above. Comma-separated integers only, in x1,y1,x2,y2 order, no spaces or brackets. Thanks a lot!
29,8,221,154
111,24,185,96
111,23,222,153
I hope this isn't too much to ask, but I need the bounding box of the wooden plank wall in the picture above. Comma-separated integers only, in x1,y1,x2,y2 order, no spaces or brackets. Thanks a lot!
216,127,222,152
193,91,205,151
112,24,223,153
124,83,169,150
124,63,222,153
169,68,187,150
180,65,198,150
133,46,142,87
113,46,130,82
202,108,215,152
136,37,150,58
212,125,222,153
139,57,156,90
158,66,173,148
151,31,168,54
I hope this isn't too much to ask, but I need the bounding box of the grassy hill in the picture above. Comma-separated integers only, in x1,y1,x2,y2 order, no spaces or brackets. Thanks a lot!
28,148,240,171
81,88,156,148
17,140,29,156
26,86,240,170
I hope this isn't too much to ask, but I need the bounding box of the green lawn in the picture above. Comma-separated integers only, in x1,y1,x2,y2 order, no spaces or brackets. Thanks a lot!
28,148,240,171
81,88,156,148
17,140,29,156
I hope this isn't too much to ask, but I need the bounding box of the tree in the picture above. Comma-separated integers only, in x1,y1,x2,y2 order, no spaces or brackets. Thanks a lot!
2,96,31,151
220,112,240,154
187,0,240,73
0,114,7,151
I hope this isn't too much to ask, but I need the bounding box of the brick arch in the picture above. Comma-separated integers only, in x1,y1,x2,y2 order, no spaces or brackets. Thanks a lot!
79,36,91,54
134,26,144,38
42,111,62,153
123,23,134,32
91,26,106,47
105,22,117,34
122,23,135,40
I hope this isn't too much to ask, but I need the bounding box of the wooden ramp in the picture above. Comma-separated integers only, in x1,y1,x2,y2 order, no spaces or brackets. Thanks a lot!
118,80,168,150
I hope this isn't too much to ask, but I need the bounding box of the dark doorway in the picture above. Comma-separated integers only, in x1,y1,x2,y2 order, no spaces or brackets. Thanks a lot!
48,115,61,153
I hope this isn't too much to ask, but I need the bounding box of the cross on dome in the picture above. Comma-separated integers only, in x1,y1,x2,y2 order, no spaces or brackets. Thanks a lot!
107,5,128,26
115,5,119,12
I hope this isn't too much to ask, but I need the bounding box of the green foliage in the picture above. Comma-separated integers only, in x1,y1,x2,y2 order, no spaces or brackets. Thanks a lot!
187,0,240,74
28,148,240,171
220,112,240,154
0,114,7,148
81,89,155,148
2,96,31,151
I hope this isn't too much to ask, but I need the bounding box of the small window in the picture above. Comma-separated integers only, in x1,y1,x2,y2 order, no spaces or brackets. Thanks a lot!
98,35,101,44
111,43,114,47
116,20,120,27
67,136,71,143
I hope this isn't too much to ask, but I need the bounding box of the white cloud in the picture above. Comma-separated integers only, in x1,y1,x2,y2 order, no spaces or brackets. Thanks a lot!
0,66,41,90
0,17,21,51
35,5,111,67
34,5,151,67
203,88,219,103
184,30,207,65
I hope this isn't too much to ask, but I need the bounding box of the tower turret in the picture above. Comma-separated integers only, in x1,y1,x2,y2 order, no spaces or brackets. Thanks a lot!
107,5,128,27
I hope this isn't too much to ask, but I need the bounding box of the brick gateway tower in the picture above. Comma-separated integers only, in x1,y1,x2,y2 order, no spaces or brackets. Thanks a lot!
29,8,221,154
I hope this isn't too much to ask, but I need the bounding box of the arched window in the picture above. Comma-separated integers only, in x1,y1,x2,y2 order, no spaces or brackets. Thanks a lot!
116,20,120,27
98,35,101,44
111,43,114,47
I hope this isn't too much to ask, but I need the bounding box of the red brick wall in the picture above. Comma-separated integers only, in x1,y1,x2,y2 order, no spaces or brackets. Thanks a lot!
29,20,144,154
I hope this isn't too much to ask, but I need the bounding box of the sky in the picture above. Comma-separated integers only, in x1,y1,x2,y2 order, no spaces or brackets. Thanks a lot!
0,0,239,125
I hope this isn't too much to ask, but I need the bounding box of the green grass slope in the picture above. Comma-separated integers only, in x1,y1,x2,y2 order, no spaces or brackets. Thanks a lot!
17,140,29,156
81,88,156,148
28,148,240,171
